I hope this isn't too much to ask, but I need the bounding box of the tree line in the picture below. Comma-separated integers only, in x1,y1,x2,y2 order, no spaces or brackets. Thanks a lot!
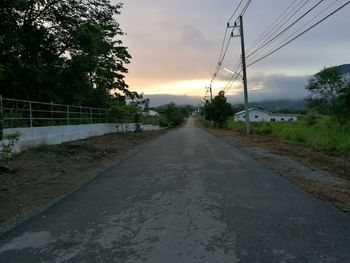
0,0,139,108
203,65,350,127
306,66,350,124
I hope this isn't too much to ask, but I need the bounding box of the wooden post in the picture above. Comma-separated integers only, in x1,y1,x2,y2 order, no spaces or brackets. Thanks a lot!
51,101,54,126
67,105,70,125
29,101,33,127
0,95,3,140
79,105,82,124
239,15,250,135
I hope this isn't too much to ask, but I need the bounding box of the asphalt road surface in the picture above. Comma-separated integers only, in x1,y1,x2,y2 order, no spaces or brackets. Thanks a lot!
1,118,350,263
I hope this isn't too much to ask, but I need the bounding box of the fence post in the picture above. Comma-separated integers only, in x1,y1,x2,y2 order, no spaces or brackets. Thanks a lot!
0,95,3,140
51,101,53,126
67,105,70,125
90,108,92,124
29,101,33,127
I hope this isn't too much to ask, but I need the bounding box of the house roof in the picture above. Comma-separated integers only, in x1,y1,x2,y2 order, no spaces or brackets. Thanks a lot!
235,108,271,115
235,108,298,117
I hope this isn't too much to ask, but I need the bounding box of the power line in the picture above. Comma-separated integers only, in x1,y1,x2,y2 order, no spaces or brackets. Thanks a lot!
247,0,324,60
223,65,242,93
247,0,312,59
247,1,350,67
210,0,252,84
210,29,234,83
240,0,252,17
247,0,339,65
228,0,245,22
247,0,299,53
247,0,308,54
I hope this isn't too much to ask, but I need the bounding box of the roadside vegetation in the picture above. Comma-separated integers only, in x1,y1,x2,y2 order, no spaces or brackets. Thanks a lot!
202,116,350,156
203,91,234,127
0,130,166,229
0,1,140,108
151,102,194,128
201,65,350,156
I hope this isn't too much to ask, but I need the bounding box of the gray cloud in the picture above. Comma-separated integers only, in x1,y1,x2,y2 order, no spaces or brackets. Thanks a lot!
117,0,350,98
146,73,310,106
227,74,310,104
145,94,201,107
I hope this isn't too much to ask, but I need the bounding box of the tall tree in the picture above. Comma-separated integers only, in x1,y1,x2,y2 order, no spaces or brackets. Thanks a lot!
205,91,233,127
0,0,136,107
306,67,350,122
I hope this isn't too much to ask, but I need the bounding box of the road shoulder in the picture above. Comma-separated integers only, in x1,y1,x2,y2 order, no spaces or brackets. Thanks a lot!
198,123,350,214
0,130,166,235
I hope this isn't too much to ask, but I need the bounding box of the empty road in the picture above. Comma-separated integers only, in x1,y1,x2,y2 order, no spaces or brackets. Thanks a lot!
0,118,350,262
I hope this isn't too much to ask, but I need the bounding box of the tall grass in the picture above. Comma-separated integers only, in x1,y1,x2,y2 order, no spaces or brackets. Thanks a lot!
204,117,350,156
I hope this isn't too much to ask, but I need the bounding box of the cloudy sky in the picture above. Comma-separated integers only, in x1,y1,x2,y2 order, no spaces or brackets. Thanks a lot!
117,0,350,106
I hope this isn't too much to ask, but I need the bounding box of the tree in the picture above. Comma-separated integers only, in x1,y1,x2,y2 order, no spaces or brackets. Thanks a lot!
306,67,344,115
205,91,233,127
306,67,350,123
163,102,186,127
0,0,137,107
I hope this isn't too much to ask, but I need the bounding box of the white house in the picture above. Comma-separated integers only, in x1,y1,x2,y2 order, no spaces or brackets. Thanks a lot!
142,110,160,117
234,108,298,122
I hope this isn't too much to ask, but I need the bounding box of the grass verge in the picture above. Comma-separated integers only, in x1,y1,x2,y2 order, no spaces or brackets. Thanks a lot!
202,117,350,156
0,130,166,231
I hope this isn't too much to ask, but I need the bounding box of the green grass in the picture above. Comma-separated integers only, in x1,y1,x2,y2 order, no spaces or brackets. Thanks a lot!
141,116,161,125
202,117,350,156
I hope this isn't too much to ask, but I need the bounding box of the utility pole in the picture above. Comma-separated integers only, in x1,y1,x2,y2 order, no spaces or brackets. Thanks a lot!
239,15,250,135
0,95,3,140
209,84,213,102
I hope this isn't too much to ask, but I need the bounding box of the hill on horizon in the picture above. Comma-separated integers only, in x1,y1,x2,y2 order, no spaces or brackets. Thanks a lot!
329,64,350,75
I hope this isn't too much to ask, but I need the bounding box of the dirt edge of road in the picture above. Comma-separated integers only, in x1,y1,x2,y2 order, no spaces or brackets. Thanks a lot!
198,122,350,215
0,130,167,235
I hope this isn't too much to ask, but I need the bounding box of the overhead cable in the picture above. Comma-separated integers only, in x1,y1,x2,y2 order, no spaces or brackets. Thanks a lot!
247,1,350,67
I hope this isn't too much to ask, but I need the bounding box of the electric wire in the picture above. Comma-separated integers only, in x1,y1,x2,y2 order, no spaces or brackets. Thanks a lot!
206,0,252,99
247,0,308,54
211,27,229,83
247,1,350,67
211,29,235,83
209,0,250,85
228,0,245,22
246,0,324,60
248,0,312,59
246,0,339,65
247,0,299,53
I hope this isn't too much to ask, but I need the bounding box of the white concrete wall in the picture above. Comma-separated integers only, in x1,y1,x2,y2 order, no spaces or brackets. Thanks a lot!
235,110,298,122
2,123,161,153
270,114,297,122
235,110,270,122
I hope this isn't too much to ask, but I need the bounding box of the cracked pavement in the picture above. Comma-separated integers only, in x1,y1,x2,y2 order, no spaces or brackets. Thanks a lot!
0,118,350,262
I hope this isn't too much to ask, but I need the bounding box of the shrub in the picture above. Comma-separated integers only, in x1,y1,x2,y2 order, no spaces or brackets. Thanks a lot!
304,110,318,126
0,132,20,161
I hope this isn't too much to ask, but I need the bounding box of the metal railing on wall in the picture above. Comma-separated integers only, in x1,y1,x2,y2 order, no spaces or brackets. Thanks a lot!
0,95,110,129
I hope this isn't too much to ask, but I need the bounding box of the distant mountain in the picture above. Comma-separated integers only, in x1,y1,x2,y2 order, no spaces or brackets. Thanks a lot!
235,99,306,112
329,64,350,75
145,94,200,107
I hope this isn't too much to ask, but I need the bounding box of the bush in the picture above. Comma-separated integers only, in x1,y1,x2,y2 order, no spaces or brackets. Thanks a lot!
304,110,318,126
222,118,350,156
162,103,186,127
0,132,20,161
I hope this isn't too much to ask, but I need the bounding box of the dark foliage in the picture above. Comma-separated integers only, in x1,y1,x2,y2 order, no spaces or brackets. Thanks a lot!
306,66,350,123
157,102,193,128
0,0,138,107
205,91,233,127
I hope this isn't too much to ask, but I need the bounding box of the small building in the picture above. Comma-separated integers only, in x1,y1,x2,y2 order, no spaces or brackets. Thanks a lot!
142,110,160,117
234,108,297,122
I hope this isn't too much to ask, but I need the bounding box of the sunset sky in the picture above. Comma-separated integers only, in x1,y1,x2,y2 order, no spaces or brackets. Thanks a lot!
117,0,350,106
